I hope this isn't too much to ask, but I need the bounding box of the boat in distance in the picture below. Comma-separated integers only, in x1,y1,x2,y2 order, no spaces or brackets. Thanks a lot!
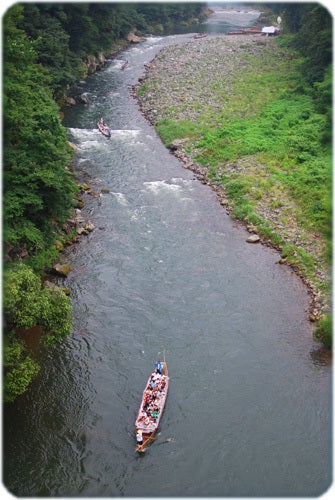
135,359,169,452
194,33,208,39
97,117,111,137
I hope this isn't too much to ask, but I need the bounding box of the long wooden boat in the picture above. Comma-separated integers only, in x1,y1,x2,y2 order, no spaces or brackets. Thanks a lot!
97,121,111,138
227,27,262,35
194,33,208,39
135,360,169,452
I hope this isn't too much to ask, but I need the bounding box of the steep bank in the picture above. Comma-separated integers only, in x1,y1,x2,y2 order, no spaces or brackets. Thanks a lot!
132,34,330,332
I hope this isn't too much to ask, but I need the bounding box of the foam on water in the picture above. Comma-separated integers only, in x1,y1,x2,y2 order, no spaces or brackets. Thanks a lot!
144,36,163,43
111,192,128,205
143,179,182,195
112,129,140,137
68,127,97,138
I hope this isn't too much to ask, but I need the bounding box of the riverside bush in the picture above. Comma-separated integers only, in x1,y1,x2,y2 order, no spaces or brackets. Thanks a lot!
3,264,73,400
4,264,73,342
3,332,41,402
314,314,332,348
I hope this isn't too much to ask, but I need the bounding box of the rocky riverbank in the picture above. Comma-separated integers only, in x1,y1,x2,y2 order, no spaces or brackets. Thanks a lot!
132,34,330,325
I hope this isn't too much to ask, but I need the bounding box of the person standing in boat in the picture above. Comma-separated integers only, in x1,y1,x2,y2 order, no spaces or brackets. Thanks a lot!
136,429,143,446
155,360,163,374
150,375,156,389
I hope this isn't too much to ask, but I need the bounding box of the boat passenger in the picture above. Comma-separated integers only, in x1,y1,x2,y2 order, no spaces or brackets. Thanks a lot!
143,416,151,427
155,360,163,374
151,408,160,419
160,378,166,389
138,413,148,425
150,376,156,389
144,389,152,402
136,429,143,446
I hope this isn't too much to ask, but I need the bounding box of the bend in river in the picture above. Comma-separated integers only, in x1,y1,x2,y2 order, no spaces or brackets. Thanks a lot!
3,29,331,498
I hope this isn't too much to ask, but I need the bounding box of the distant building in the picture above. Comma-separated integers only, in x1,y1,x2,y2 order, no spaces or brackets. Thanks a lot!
261,26,280,36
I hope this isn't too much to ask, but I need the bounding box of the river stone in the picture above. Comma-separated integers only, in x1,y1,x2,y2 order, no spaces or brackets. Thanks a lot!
246,234,260,243
77,93,89,104
76,226,87,235
44,281,70,295
126,31,143,43
53,263,71,276
65,96,76,106
83,220,95,232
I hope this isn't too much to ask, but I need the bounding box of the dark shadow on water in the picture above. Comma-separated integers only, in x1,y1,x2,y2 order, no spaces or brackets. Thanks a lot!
310,345,332,367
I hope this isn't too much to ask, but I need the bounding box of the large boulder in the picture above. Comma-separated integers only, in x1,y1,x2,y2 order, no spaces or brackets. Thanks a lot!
64,96,76,106
52,263,71,277
126,31,143,43
246,234,260,243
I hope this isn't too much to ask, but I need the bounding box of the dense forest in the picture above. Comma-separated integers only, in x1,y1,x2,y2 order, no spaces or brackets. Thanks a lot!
3,3,332,401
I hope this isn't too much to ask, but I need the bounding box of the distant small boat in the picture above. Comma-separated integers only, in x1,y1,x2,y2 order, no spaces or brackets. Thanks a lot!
194,33,208,39
135,359,169,452
97,118,112,137
97,119,111,138
121,60,129,70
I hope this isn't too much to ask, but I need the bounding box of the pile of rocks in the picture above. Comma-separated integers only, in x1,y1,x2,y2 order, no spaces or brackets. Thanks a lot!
134,35,275,124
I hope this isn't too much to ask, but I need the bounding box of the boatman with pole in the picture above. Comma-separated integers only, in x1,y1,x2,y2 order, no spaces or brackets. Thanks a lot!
155,360,163,374
136,429,143,447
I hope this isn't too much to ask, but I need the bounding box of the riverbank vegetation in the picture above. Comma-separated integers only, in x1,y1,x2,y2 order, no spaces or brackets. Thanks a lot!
3,3,208,402
135,3,332,347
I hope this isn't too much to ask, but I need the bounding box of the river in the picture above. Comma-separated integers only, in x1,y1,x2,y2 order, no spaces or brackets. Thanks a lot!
3,8,332,498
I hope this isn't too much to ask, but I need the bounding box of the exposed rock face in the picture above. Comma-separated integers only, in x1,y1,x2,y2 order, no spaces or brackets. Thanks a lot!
126,31,143,43
85,52,106,75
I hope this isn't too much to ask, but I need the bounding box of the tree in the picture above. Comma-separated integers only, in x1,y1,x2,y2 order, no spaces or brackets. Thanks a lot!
3,264,72,339
3,332,40,403
294,3,332,84
3,264,73,401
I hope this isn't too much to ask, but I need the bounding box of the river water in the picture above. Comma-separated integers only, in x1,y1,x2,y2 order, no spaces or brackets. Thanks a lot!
3,9,332,498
